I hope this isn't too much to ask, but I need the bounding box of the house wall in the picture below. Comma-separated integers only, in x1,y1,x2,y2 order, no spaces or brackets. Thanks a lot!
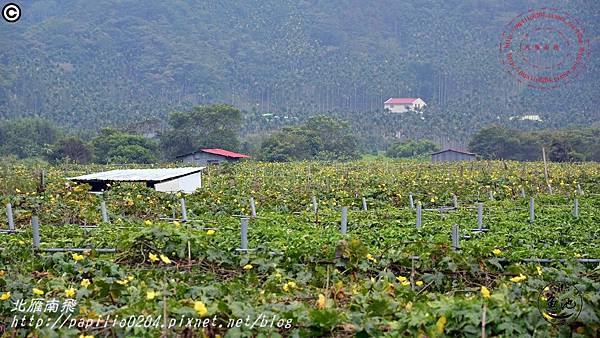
384,104,410,113
413,98,426,109
180,153,236,166
154,172,202,193
432,151,475,162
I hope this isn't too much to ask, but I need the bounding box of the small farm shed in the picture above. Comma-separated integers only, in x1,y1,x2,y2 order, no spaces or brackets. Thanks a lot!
69,167,205,193
431,149,476,162
177,148,250,166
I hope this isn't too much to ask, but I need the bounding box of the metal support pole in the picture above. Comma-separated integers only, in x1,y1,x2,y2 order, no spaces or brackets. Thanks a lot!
362,197,367,211
101,201,109,223
180,198,187,222
573,198,579,218
240,217,249,250
6,203,15,231
452,194,458,209
529,197,535,223
311,196,318,215
249,197,256,217
477,203,483,229
409,193,415,209
341,207,348,235
452,224,460,251
32,216,41,249
416,203,422,229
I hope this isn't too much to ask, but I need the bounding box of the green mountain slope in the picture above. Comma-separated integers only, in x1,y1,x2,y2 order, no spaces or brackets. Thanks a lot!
0,0,598,143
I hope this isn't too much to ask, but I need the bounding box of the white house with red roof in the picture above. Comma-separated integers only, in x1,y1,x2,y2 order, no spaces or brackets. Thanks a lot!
176,148,250,166
384,98,426,113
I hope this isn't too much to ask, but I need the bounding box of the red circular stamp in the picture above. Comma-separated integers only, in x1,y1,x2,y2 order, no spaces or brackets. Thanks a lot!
499,8,590,89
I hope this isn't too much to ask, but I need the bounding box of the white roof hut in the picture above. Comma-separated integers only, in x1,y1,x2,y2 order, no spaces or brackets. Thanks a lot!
69,167,205,193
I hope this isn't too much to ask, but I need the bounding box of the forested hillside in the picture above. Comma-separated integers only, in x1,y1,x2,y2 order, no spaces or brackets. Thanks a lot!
0,0,598,144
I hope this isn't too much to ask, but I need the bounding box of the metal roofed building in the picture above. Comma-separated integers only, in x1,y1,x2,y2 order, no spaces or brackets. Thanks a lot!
431,149,476,162
69,167,205,193
177,148,250,166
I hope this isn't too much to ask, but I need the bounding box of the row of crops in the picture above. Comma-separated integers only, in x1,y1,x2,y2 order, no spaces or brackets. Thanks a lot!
0,160,599,337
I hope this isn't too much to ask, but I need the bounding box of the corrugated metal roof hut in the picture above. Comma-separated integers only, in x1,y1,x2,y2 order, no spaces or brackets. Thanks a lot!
69,167,204,193
431,149,476,162
177,148,250,166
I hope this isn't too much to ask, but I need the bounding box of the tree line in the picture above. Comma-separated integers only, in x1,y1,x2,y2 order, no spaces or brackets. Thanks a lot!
1,105,598,164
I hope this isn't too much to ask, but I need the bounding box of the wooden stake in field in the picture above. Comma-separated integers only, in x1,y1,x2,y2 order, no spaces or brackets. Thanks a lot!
452,194,458,209
542,147,552,193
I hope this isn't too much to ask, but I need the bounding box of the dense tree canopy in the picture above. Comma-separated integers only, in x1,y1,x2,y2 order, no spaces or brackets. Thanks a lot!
160,104,242,158
468,124,600,162
260,116,359,162
386,139,440,158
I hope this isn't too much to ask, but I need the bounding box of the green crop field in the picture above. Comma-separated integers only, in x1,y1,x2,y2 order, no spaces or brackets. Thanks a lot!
0,160,599,337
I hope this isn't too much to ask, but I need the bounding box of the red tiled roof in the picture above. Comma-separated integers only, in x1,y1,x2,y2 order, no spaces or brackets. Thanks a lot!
384,98,418,104
200,148,250,158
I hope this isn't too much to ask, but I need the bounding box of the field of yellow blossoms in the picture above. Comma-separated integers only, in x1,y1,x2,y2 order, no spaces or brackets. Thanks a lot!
0,159,599,337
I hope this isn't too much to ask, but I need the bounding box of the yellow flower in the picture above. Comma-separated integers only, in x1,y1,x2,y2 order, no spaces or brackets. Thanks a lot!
480,286,491,299
415,280,423,287
65,288,76,297
542,312,553,321
116,279,129,285
401,280,410,287
144,220,153,226
206,229,215,236
0,270,5,277
173,221,181,227
243,264,253,270
366,253,377,263
194,301,208,316
510,274,527,283
33,288,44,295
79,335,94,338
159,254,171,264
436,315,447,334
146,290,157,300
127,275,134,281
81,279,91,288
536,266,543,276
282,281,297,292
0,292,10,301
574,253,582,258
396,276,407,283
72,253,84,261
492,249,502,256
148,253,159,262
316,294,326,309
